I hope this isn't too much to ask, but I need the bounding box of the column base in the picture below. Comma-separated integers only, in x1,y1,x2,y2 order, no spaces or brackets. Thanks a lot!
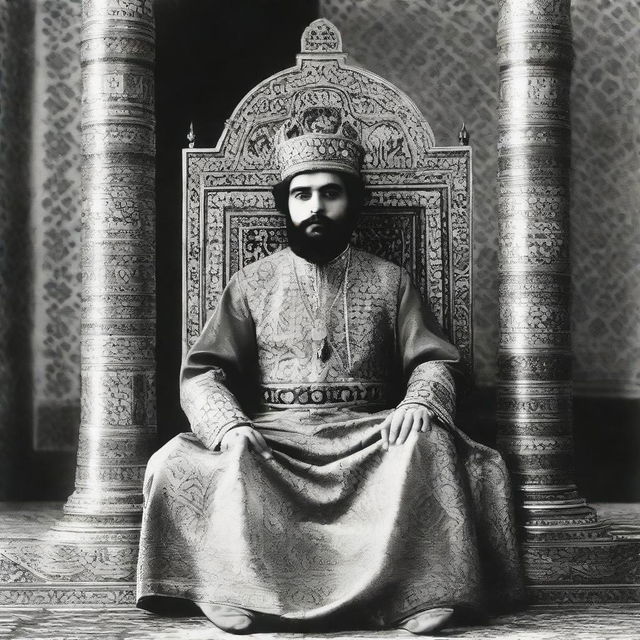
63,485,145,518
0,504,139,606
523,503,640,603
521,497,608,541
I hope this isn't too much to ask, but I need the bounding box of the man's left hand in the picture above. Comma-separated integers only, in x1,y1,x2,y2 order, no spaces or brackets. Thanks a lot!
379,405,434,451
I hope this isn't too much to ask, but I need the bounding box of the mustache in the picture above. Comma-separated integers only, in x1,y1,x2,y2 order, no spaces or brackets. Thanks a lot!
298,214,333,230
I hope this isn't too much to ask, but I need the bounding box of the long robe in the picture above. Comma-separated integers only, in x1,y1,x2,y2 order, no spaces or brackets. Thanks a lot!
136,246,524,627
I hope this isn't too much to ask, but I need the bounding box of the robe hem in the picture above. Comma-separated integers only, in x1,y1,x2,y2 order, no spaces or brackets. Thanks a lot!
137,589,485,628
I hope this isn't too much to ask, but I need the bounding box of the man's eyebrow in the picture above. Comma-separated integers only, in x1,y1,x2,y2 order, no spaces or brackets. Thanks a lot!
289,182,344,194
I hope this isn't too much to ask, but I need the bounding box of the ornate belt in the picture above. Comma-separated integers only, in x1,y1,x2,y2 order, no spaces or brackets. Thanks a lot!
260,382,388,408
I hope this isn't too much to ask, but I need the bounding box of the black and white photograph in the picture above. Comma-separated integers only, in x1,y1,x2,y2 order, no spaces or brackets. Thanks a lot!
0,0,638,638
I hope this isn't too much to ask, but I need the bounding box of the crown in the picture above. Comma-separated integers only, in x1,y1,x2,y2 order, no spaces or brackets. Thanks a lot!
274,107,364,180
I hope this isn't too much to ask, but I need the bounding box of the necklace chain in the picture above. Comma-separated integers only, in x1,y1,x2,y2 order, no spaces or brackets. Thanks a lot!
291,247,351,366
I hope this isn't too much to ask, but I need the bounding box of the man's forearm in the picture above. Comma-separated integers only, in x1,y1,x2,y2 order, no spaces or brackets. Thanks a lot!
180,368,251,450
397,361,456,429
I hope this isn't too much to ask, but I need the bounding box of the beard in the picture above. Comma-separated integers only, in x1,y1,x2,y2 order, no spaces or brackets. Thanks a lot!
286,214,355,264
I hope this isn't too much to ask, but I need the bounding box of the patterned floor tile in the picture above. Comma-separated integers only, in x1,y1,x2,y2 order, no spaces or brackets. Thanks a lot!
0,503,61,538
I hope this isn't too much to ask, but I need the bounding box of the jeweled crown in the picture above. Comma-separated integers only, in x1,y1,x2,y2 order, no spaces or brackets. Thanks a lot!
274,107,364,180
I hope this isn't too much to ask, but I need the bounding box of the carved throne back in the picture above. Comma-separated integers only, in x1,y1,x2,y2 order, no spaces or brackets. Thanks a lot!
183,19,473,376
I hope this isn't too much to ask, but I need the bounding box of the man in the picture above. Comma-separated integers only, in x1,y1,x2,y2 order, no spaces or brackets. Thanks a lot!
136,108,524,634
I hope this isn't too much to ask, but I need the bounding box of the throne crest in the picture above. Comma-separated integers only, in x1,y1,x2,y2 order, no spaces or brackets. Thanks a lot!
183,19,473,375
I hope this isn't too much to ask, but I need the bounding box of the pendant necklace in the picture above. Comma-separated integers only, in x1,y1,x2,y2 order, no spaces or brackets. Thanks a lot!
292,248,351,364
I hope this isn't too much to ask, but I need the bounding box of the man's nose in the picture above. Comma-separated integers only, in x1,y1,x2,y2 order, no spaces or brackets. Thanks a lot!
309,191,324,213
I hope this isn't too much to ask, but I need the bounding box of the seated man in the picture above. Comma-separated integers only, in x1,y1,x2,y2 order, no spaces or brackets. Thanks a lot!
136,109,524,634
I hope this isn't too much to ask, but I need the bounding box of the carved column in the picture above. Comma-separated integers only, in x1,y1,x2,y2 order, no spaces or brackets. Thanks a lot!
51,0,156,550
496,0,601,536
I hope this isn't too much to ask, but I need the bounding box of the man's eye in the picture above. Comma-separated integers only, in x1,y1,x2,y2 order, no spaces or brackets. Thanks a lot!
323,189,342,199
292,192,311,200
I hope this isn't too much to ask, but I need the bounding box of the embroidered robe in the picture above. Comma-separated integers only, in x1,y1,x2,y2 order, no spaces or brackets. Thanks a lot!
136,246,524,626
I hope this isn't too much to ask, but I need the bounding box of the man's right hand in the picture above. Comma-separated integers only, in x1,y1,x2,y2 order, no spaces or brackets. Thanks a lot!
220,425,273,460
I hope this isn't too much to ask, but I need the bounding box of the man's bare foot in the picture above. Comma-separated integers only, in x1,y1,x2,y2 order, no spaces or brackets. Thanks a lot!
397,607,454,634
197,602,254,633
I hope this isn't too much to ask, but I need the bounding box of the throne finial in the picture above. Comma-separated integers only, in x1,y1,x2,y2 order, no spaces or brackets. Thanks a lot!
301,19,343,54
187,121,196,148
458,122,469,146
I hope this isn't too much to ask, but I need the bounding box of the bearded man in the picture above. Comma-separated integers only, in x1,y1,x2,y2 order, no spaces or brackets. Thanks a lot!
136,109,524,634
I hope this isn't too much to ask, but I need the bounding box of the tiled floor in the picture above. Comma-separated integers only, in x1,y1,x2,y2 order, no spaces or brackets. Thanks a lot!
1,503,640,638
1,605,640,639
0,503,61,537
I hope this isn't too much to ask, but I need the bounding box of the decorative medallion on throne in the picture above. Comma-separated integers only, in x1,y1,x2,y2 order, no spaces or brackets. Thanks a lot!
183,19,473,375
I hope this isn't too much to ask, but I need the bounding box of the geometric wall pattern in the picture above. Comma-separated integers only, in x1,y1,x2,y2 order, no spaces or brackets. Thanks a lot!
321,0,640,397
0,0,82,465
30,0,82,450
570,0,640,397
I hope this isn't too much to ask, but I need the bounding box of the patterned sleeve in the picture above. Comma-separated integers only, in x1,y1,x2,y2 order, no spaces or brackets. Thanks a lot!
180,272,258,450
395,270,461,428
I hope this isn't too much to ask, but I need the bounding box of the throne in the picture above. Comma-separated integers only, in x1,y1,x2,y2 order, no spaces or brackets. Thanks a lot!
182,19,473,378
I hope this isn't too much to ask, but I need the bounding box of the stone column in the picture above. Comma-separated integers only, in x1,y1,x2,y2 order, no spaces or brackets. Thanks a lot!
51,0,156,553
495,0,602,536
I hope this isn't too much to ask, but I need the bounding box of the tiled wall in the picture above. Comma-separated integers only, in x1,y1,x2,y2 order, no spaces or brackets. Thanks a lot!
29,0,82,451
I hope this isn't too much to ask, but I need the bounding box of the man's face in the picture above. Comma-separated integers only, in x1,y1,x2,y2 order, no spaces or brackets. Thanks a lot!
288,171,349,240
